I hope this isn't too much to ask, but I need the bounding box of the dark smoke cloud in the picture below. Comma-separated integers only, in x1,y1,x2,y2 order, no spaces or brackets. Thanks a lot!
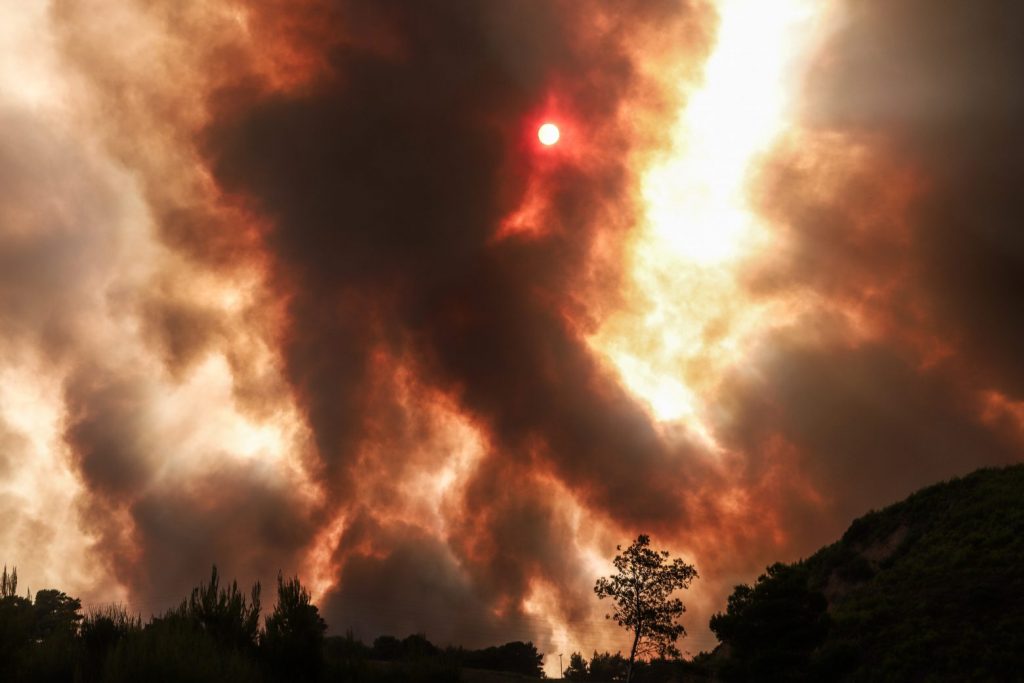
3,0,716,654
203,0,710,644
62,357,321,610
795,0,1024,392
0,93,150,598
0,3,326,611
739,0,1024,545
64,369,161,499
326,512,501,644
127,462,318,605
8,0,1020,666
718,331,1020,526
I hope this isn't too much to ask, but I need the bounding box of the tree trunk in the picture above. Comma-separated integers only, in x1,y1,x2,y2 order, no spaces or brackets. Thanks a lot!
626,628,640,683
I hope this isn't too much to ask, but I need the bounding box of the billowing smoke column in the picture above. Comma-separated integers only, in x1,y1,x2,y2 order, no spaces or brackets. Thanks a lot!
201,0,714,647
732,0,1024,520
2,0,1024,670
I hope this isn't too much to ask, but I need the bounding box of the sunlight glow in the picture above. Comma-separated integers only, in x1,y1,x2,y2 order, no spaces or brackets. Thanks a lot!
593,0,833,432
645,0,818,265
0,365,115,601
0,3,64,109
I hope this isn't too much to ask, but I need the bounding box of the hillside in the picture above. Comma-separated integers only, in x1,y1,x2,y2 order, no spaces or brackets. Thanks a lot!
708,465,1024,681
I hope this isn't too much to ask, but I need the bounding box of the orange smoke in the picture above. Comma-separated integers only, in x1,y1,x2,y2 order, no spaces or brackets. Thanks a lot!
3,1,1024,678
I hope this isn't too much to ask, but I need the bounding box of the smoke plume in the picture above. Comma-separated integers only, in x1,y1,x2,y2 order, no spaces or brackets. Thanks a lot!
1,0,1022,668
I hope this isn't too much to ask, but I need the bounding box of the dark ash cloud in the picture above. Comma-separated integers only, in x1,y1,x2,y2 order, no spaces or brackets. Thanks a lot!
8,0,1021,665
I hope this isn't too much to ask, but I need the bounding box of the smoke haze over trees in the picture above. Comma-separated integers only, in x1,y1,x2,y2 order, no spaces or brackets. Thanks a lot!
2,0,1024,668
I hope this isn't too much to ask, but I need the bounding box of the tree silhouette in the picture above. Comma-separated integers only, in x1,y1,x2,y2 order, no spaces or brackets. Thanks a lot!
709,562,829,682
262,572,326,681
0,566,33,680
0,567,86,681
171,565,262,651
33,589,83,640
81,604,141,680
1,565,18,598
564,651,588,679
589,650,629,681
594,535,698,682
461,641,545,677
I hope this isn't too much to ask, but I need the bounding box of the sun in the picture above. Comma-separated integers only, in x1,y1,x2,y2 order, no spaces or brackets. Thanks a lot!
538,122,560,146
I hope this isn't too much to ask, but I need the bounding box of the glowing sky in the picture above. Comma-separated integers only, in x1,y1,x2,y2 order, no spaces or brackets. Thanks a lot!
2,0,1023,674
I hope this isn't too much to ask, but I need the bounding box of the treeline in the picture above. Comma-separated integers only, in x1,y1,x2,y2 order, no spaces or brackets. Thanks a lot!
365,633,543,677
8,466,1017,682
562,650,709,682
0,565,543,682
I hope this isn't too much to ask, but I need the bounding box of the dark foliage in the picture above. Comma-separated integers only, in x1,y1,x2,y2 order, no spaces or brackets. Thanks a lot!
263,572,327,681
0,560,551,681
33,589,84,640
0,566,86,683
168,564,262,651
0,566,35,681
588,650,628,681
708,465,1024,681
101,616,263,683
629,656,711,683
322,631,370,679
365,633,542,678
709,563,828,682
6,466,1021,682
458,640,545,677
370,634,404,661
562,649,710,682
565,651,589,679
79,605,141,681
372,632,443,662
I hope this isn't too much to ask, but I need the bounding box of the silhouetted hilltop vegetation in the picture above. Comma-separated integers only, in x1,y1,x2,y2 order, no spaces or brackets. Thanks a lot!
709,464,1024,681
0,564,543,682
4,465,1022,681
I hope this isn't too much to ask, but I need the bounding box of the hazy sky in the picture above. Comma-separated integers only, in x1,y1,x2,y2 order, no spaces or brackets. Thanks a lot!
2,0,1022,672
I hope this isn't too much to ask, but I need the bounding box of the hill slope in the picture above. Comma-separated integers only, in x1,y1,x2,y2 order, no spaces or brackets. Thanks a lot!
708,465,1024,681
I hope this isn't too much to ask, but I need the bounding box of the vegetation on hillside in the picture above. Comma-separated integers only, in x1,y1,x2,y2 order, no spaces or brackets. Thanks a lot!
710,464,1024,681
4,465,1021,681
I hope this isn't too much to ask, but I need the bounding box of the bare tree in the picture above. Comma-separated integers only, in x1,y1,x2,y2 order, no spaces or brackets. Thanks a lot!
594,535,698,683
